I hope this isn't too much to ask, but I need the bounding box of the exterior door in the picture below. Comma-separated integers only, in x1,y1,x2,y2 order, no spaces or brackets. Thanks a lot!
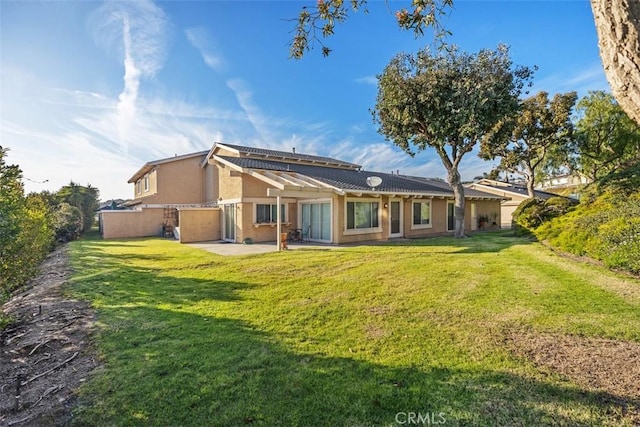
470,202,477,231
447,201,455,232
223,204,236,242
301,201,332,242
389,199,403,238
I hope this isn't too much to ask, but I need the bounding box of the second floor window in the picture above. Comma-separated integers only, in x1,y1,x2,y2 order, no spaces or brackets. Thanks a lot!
144,176,150,192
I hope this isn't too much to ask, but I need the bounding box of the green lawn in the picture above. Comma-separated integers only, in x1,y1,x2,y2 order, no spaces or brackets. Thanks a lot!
68,232,640,426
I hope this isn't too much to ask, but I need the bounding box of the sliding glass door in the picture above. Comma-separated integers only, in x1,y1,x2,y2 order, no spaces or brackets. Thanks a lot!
223,204,235,242
301,201,331,242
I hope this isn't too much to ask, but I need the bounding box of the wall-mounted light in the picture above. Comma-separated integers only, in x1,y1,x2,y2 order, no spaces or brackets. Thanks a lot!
384,203,388,208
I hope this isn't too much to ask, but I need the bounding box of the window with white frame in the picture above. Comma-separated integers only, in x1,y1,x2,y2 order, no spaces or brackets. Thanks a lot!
255,204,286,223
412,200,432,228
346,200,379,230
143,175,150,192
136,180,141,195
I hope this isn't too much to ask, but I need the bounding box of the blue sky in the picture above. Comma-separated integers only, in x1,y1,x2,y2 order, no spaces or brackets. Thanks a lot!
1,0,610,201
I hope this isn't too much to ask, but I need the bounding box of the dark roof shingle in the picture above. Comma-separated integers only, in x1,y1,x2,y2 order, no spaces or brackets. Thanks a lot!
219,143,361,169
218,156,503,199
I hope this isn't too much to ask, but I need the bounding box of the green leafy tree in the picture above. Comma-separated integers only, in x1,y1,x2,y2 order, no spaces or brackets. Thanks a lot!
0,147,54,298
57,181,100,232
572,91,640,181
81,184,100,231
291,0,640,132
290,0,452,58
373,44,534,237
0,146,25,294
23,193,55,256
482,91,577,198
53,202,83,242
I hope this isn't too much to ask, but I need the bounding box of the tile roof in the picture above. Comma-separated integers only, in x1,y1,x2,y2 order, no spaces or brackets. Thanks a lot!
471,180,562,200
218,156,504,199
217,143,361,170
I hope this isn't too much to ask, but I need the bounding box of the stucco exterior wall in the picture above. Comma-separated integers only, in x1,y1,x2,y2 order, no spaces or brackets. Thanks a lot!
131,155,206,205
155,156,204,204
500,202,519,228
242,175,272,198
203,163,219,204
177,208,221,243
473,199,502,229
237,199,295,243
332,196,502,244
466,182,525,229
333,195,386,244
100,209,166,239
217,165,243,200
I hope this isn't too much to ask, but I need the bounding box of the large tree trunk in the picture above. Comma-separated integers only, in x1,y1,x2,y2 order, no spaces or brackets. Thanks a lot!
591,0,640,125
526,165,536,198
448,168,466,238
526,179,536,199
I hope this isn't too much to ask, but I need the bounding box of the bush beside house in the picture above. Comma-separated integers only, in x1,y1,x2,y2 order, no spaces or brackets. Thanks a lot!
515,162,640,275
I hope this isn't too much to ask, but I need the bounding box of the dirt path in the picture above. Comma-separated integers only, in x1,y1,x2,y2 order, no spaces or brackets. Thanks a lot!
0,245,99,426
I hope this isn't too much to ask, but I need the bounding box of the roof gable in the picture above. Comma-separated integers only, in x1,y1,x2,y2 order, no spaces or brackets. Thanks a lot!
469,179,565,200
128,150,208,183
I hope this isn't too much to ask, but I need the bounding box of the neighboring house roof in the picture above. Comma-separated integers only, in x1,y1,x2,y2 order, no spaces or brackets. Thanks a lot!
97,199,127,210
202,142,361,170
128,150,209,183
468,179,563,200
215,155,504,199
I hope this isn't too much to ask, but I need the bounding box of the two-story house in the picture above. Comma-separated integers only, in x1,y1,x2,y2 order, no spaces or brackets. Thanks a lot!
99,142,505,245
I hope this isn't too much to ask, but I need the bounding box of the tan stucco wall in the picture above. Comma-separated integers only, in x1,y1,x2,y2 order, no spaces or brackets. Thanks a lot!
233,201,292,243
131,155,206,205
466,183,525,229
203,163,219,204
473,199,502,229
500,202,519,228
333,196,502,244
242,175,272,198
100,209,165,239
177,208,221,243
132,170,158,200
217,164,243,200
155,156,204,203
333,195,386,244
149,170,158,195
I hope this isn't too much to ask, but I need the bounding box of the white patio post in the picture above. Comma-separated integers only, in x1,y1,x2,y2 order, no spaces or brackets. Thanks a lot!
276,195,282,251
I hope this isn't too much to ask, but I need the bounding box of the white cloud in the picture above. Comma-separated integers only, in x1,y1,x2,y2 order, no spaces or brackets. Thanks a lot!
0,0,457,201
185,27,225,72
90,0,170,153
90,0,169,76
534,61,611,96
355,75,377,86
226,78,278,145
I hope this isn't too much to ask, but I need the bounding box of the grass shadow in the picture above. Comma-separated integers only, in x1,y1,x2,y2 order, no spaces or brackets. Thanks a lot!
68,236,639,425
73,304,636,426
